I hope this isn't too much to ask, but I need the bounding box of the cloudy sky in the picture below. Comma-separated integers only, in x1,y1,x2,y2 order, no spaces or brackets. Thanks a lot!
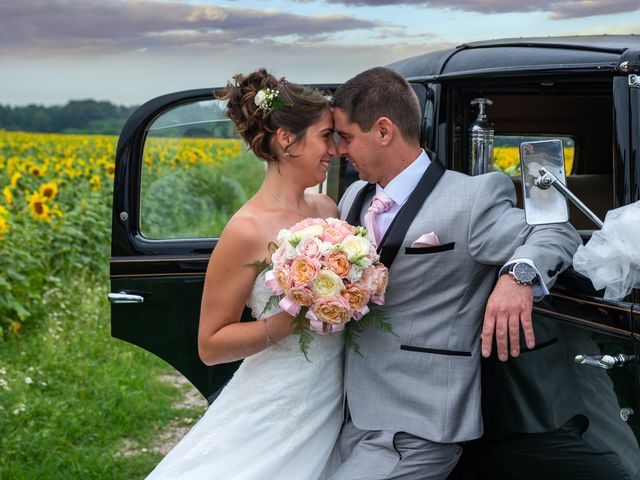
2,0,638,106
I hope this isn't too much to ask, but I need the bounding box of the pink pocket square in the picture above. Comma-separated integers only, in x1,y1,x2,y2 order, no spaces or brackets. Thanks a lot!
411,232,441,248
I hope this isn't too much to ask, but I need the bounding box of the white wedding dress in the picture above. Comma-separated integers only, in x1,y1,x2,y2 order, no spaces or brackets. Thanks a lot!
146,272,344,479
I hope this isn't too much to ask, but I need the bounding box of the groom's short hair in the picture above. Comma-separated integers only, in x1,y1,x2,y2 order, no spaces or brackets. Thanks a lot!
332,67,421,144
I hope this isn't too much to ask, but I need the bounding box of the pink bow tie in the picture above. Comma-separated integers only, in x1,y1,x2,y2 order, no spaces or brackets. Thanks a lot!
364,190,393,245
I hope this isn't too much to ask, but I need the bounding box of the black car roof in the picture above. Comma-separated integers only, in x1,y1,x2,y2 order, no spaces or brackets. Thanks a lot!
389,35,640,80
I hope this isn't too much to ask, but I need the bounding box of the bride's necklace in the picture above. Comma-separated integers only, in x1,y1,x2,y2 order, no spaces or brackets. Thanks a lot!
265,183,310,218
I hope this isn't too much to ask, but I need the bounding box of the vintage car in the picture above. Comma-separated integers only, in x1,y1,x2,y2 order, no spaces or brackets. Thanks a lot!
110,35,640,478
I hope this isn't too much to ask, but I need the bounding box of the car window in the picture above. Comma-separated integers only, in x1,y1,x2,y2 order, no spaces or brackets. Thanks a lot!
139,100,265,239
492,135,575,177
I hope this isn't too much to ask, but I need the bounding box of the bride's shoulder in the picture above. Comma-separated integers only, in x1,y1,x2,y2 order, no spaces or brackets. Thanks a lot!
307,193,339,218
218,210,267,252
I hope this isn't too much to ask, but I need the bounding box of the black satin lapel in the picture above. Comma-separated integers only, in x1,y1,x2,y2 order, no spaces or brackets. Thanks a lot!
378,160,446,267
345,183,375,227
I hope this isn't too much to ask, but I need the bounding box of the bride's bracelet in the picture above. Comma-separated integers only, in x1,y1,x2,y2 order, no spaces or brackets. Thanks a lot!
262,318,276,348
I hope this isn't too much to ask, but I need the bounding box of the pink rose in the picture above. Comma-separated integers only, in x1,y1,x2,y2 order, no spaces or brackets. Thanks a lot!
289,217,327,233
311,296,351,326
323,252,351,278
275,265,293,293
288,286,318,307
341,283,370,310
271,244,288,268
296,236,322,258
358,263,389,304
322,218,356,243
371,293,385,305
373,264,389,295
321,225,347,244
290,256,321,287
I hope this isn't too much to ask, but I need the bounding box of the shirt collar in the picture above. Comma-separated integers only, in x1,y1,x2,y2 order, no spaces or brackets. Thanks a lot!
376,149,431,207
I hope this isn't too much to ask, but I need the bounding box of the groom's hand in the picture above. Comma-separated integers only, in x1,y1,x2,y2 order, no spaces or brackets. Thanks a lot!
481,275,535,361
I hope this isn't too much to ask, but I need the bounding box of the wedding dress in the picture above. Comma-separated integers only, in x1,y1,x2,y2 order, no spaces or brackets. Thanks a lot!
146,272,344,479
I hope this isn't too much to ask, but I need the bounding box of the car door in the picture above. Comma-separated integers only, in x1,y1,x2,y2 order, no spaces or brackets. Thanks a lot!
109,90,252,403
109,86,344,403
442,72,640,478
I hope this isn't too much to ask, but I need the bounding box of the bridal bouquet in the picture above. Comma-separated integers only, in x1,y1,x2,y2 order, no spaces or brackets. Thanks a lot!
259,217,393,357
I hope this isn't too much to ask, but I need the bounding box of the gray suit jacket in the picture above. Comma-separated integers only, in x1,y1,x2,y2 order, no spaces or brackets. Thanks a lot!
338,163,581,443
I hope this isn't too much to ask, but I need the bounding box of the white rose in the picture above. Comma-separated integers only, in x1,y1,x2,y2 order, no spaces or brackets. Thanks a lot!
311,270,345,298
340,234,370,261
320,241,334,255
289,225,323,246
254,90,267,107
285,242,298,260
277,228,292,244
347,264,364,283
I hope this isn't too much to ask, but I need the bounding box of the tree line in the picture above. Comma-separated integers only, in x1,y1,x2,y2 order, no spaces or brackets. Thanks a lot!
0,100,138,135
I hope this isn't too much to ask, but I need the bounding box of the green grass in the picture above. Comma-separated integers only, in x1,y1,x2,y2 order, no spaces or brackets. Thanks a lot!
0,274,204,479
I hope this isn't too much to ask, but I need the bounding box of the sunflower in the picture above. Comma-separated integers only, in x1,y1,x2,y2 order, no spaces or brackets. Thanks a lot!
10,172,21,188
0,205,9,238
29,164,46,177
3,186,12,205
38,182,58,201
105,162,115,179
27,191,51,221
89,174,101,191
0,214,9,238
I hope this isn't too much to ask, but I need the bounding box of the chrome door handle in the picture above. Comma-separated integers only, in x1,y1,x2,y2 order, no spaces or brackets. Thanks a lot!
108,292,144,304
574,354,635,369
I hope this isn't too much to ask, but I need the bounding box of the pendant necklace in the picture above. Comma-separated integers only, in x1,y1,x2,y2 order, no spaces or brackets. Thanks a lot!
265,183,310,218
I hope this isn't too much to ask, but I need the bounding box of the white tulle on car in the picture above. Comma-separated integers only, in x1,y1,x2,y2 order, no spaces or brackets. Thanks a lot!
145,272,344,479
573,201,640,300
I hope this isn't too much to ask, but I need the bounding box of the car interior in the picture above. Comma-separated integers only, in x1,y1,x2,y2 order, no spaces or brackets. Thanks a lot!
450,77,615,235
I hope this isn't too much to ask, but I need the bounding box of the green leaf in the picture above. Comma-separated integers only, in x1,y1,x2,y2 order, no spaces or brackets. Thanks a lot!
292,307,313,362
259,293,284,320
342,303,395,357
245,259,270,273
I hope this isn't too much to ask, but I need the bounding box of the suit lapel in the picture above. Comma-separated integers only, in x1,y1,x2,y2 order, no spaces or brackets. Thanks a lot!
378,160,445,267
345,182,375,226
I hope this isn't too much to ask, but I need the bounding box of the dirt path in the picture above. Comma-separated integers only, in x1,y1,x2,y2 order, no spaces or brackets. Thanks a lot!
153,373,208,454
117,373,208,457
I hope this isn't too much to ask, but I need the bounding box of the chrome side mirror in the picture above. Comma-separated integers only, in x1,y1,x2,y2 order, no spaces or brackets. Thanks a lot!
520,139,569,225
520,139,605,227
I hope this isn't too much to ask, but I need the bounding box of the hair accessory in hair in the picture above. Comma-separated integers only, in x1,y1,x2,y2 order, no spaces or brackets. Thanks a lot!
254,87,287,112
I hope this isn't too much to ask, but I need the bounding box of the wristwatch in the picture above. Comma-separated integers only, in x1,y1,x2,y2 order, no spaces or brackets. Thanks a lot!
504,262,538,286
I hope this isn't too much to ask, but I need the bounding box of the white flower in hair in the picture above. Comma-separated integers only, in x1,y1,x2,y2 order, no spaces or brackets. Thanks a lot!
254,88,281,112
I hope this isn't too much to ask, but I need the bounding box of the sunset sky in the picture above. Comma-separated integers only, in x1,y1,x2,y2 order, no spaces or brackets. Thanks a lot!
2,0,638,106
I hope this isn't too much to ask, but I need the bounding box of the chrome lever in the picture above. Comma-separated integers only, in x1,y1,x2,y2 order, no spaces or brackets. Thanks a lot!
108,292,144,304
574,354,635,369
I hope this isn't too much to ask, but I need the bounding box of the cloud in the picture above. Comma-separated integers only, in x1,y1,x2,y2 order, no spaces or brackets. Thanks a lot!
0,0,378,55
322,0,640,20
3,37,454,106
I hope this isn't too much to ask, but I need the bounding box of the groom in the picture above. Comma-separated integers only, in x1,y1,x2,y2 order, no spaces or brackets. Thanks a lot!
331,67,581,480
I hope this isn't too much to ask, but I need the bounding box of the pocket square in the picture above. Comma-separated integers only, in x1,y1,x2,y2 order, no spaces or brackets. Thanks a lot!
411,232,441,248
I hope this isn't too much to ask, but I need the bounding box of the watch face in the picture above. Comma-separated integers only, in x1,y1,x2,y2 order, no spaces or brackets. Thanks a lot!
513,262,536,282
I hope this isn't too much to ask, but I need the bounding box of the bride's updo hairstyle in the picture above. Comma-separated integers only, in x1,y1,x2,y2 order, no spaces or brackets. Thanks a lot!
216,68,329,163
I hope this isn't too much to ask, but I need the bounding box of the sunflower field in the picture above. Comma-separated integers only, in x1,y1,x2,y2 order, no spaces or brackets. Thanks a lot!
0,131,116,337
0,130,258,337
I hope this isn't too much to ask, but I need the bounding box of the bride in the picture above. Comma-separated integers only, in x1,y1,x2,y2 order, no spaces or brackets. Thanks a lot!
145,69,343,479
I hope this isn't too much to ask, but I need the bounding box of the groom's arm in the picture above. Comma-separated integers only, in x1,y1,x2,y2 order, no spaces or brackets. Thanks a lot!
467,173,581,361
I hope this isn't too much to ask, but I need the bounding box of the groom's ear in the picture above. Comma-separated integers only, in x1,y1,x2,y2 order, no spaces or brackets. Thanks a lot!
375,117,394,146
